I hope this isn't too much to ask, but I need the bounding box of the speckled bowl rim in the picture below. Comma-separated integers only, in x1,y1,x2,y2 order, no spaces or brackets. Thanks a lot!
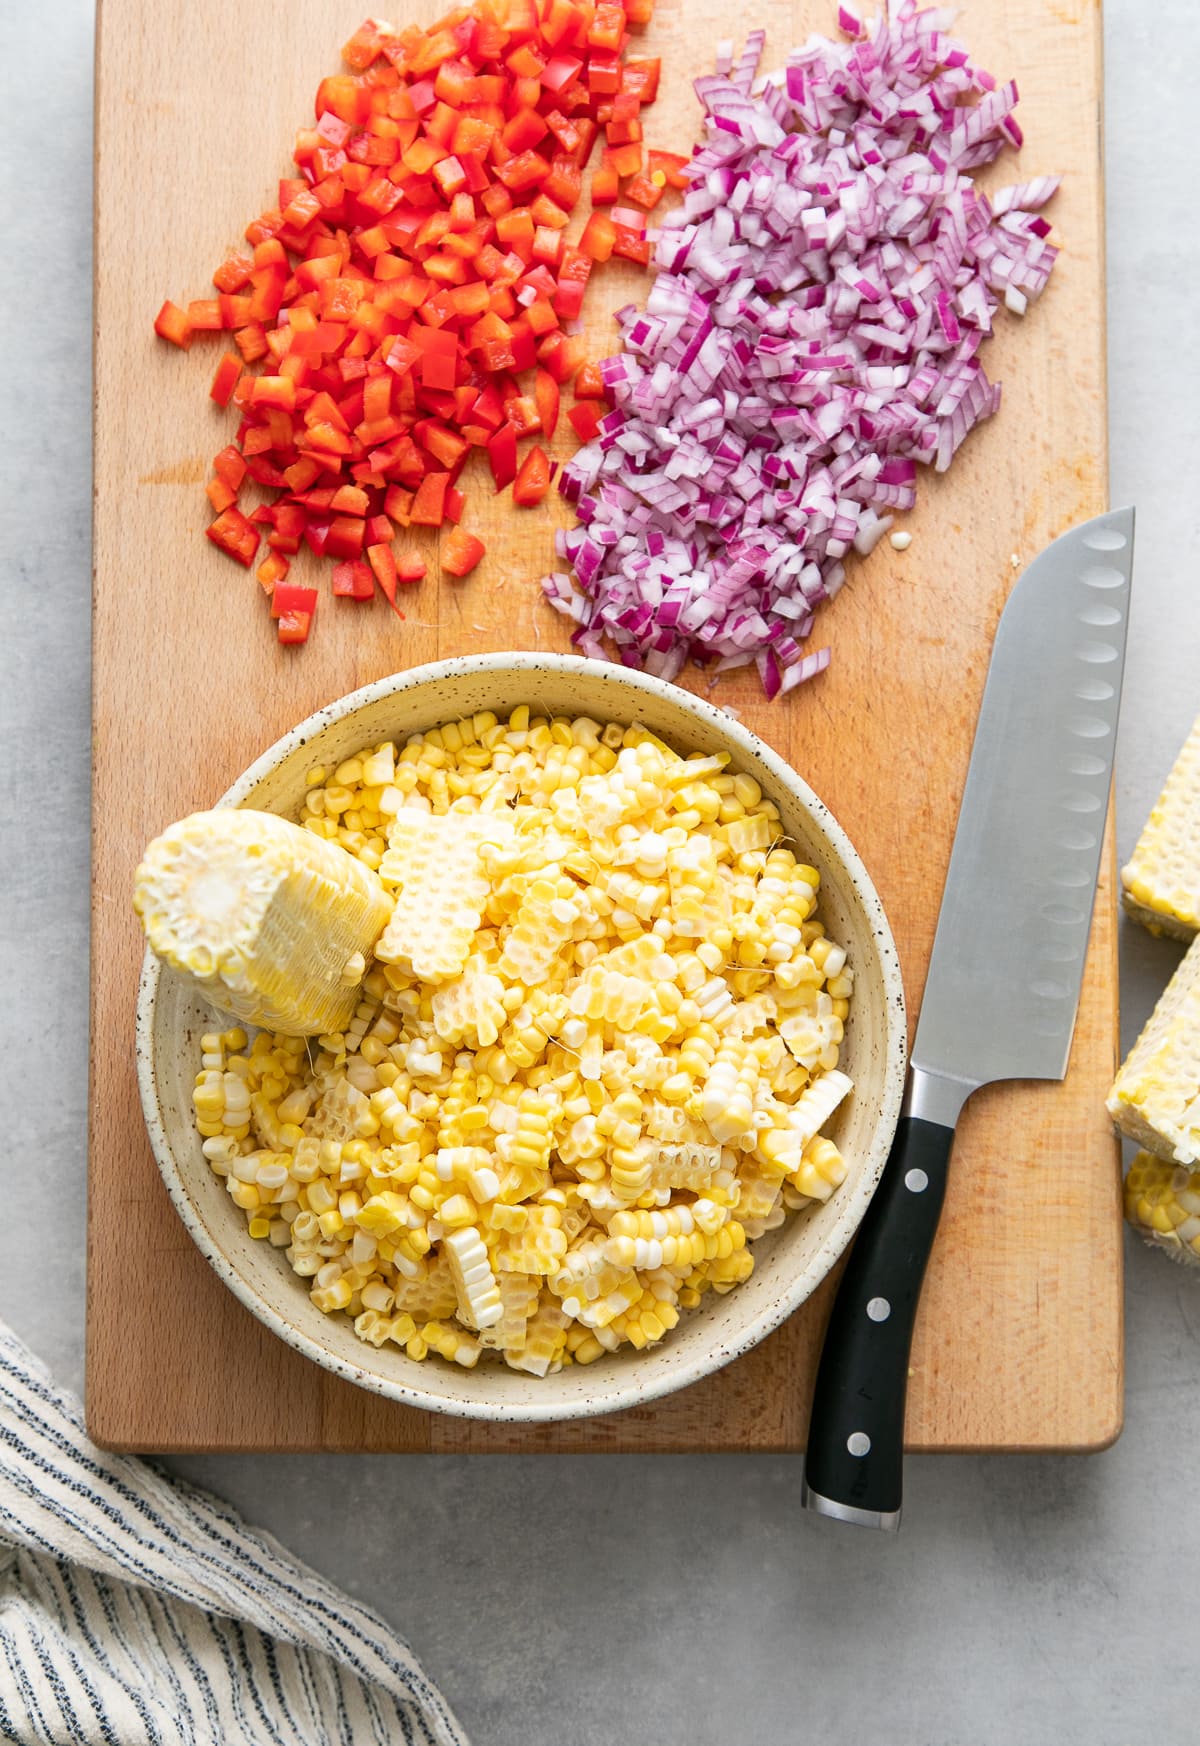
137,653,907,1422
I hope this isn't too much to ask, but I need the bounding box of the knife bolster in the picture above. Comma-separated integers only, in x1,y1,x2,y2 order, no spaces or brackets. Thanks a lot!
903,1063,977,1128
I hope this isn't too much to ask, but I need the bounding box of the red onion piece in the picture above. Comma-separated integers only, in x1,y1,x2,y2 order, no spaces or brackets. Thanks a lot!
542,0,1059,695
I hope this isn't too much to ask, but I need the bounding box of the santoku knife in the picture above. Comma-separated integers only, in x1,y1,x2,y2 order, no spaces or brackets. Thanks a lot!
802,506,1135,1531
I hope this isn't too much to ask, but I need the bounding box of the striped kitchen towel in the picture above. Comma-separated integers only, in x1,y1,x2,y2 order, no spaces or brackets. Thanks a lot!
0,1322,468,1745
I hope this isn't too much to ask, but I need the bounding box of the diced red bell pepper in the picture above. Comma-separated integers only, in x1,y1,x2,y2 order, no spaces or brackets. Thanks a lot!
612,225,651,265
441,528,486,577
534,368,560,441
505,393,541,437
410,470,450,525
256,550,290,591
395,554,427,582
153,301,193,349
541,54,583,94
367,541,398,602
579,212,616,261
623,172,664,211
206,506,259,566
213,253,254,293
213,444,248,490
276,608,313,644
573,361,606,399
487,424,518,490
568,400,604,442
325,514,366,557
553,248,591,321
270,582,319,618
384,484,414,524
590,164,619,204
537,330,586,384
332,559,375,598
210,352,243,406
623,60,662,102
603,140,642,177
648,149,690,190
512,444,551,506
158,0,662,639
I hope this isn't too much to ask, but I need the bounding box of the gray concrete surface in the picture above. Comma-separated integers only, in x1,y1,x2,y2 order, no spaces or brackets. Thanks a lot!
2,3,1196,1742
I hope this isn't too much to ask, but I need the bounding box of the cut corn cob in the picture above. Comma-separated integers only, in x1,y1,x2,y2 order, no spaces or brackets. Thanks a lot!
375,813,512,982
1107,935,1200,1165
1121,712,1200,939
1124,1151,1200,1265
134,809,393,1036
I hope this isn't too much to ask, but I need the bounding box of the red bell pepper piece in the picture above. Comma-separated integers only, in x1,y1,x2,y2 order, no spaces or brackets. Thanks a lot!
206,506,259,566
395,554,427,583
325,515,366,557
568,400,604,442
410,470,450,525
648,149,690,190
534,369,560,441
256,550,290,591
276,608,313,644
623,172,664,211
512,444,551,507
367,541,399,603
579,212,616,261
537,330,586,384
270,582,319,618
487,424,518,490
573,361,606,399
441,528,486,577
553,246,591,320
612,225,651,265
332,559,375,598
213,444,247,490
153,300,192,349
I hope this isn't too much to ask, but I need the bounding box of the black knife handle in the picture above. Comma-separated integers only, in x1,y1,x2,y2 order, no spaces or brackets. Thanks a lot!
802,1115,956,1528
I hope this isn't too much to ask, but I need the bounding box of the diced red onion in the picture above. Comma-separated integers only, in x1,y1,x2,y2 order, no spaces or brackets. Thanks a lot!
542,0,1059,695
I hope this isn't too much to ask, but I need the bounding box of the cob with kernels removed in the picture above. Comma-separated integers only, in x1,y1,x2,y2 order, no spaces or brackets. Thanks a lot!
1110,711,1200,1267
1121,712,1200,939
1124,1151,1200,1265
1107,935,1200,1170
134,809,393,1036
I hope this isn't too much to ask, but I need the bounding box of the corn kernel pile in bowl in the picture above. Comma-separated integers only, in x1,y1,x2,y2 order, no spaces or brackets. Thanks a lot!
193,707,855,1376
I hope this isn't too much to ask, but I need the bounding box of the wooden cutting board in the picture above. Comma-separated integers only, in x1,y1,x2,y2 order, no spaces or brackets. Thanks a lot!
89,0,1120,1452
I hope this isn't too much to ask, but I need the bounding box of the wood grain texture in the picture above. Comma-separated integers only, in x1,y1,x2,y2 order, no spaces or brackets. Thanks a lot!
89,0,1121,1453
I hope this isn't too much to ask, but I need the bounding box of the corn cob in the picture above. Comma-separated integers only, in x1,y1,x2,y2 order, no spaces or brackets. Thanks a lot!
1107,935,1200,1165
134,809,392,1036
1124,1151,1200,1266
1121,712,1200,939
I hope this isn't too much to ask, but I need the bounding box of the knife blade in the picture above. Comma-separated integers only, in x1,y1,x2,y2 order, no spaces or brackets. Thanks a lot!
802,507,1135,1531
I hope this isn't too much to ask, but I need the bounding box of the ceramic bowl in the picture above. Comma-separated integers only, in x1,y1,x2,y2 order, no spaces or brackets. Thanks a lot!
137,653,906,1421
